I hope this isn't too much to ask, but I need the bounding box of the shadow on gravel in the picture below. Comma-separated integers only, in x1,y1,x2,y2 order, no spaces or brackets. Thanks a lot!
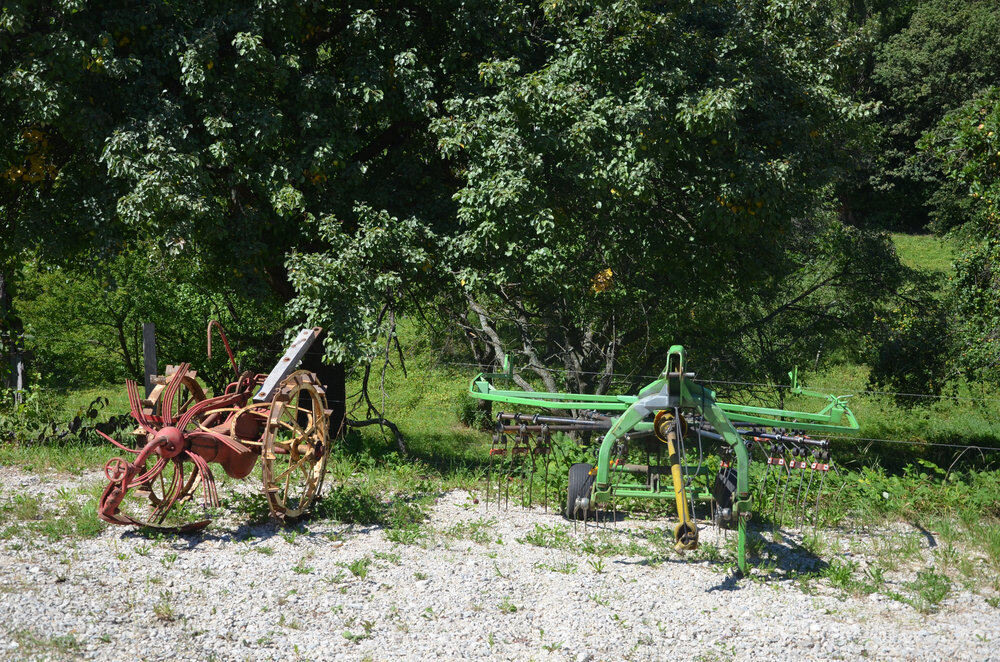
121,519,386,550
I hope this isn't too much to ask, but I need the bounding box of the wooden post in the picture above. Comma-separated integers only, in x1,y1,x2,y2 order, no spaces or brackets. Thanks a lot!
142,323,157,397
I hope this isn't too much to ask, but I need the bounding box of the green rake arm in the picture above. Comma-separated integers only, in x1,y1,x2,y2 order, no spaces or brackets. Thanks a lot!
469,355,859,433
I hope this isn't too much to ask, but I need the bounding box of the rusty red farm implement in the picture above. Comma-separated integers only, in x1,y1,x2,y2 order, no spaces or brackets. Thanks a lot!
96,324,333,531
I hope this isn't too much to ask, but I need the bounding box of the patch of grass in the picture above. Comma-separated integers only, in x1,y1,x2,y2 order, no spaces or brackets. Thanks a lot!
0,491,106,542
373,550,401,565
313,484,387,524
0,438,116,475
823,559,858,592
533,560,577,574
889,567,952,613
225,492,270,522
518,523,572,549
498,596,518,614
291,561,313,575
153,591,177,622
443,517,496,544
348,557,371,579
10,630,82,657
342,620,375,643
10,494,42,521
891,233,955,277
909,568,952,612
384,499,429,545
697,543,723,563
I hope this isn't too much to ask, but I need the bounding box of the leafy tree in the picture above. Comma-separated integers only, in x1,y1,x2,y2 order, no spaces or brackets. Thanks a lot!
920,87,1000,383
13,251,284,388
421,0,893,393
1,0,910,417
872,0,1000,229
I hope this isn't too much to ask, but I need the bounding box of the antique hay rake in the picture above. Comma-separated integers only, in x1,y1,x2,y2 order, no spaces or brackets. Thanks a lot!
96,323,333,531
469,345,859,573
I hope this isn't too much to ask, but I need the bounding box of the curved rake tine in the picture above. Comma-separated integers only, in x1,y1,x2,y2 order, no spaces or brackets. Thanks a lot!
185,451,218,508
769,444,786,525
798,456,818,528
149,459,183,524
95,429,141,455
160,363,190,425
792,452,806,529
125,380,155,433
179,390,246,429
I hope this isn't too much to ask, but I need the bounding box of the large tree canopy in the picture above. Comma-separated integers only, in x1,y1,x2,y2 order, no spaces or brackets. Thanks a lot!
424,0,893,390
2,0,909,402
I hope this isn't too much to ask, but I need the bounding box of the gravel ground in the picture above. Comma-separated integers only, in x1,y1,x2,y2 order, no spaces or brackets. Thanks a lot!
0,466,998,662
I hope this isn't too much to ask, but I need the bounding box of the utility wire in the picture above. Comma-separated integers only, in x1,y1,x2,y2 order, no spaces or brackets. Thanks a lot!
812,434,1000,453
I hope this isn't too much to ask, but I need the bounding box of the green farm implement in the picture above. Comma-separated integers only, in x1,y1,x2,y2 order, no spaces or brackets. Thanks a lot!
468,345,859,573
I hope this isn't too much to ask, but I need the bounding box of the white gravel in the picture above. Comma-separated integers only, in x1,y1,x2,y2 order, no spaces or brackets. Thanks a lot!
0,466,998,662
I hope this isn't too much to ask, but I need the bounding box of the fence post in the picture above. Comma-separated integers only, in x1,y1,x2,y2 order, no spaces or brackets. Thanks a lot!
143,323,157,397
14,353,24,405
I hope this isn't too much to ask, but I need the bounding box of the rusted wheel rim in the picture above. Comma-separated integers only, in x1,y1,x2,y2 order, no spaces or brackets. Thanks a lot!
261,371,330,520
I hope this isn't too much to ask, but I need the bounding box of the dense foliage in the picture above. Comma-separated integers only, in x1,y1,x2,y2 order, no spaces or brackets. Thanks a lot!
921,88,1000,383
0,0,997,406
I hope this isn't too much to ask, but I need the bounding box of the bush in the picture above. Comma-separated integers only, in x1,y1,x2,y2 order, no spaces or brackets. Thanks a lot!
455,390,494,431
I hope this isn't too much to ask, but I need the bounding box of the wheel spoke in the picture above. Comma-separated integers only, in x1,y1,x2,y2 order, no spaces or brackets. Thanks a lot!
274,454,310,483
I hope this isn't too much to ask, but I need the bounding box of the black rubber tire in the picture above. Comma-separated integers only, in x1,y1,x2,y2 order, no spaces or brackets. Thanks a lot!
565,463,596,520
712,466,737,529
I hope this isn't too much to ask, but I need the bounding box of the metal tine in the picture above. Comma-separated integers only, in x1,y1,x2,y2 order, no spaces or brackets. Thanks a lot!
760,444,774,517
519,424,533,508
486,430,497,512
775,445,794,533
769,443,786,522
797,449,819,528
503,442,510,510
541,425,550,513
792,446,807,529
811,450,832,532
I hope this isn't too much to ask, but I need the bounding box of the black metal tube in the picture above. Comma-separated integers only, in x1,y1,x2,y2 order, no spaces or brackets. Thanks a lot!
695,425,829,449
497,424,611,434
496,412,609,427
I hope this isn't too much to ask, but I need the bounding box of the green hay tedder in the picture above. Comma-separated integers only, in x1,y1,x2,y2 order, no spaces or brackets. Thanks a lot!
469,345,859,573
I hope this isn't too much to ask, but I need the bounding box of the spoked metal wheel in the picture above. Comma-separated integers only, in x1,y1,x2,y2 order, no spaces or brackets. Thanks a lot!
261,371,331,521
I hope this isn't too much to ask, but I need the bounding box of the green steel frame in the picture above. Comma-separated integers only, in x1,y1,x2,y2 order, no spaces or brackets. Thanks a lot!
468,345,859,573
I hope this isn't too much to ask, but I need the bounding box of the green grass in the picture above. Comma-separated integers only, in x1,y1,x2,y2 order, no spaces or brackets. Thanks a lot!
0,483,107,541
890,232,956,276
9,630,82,658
